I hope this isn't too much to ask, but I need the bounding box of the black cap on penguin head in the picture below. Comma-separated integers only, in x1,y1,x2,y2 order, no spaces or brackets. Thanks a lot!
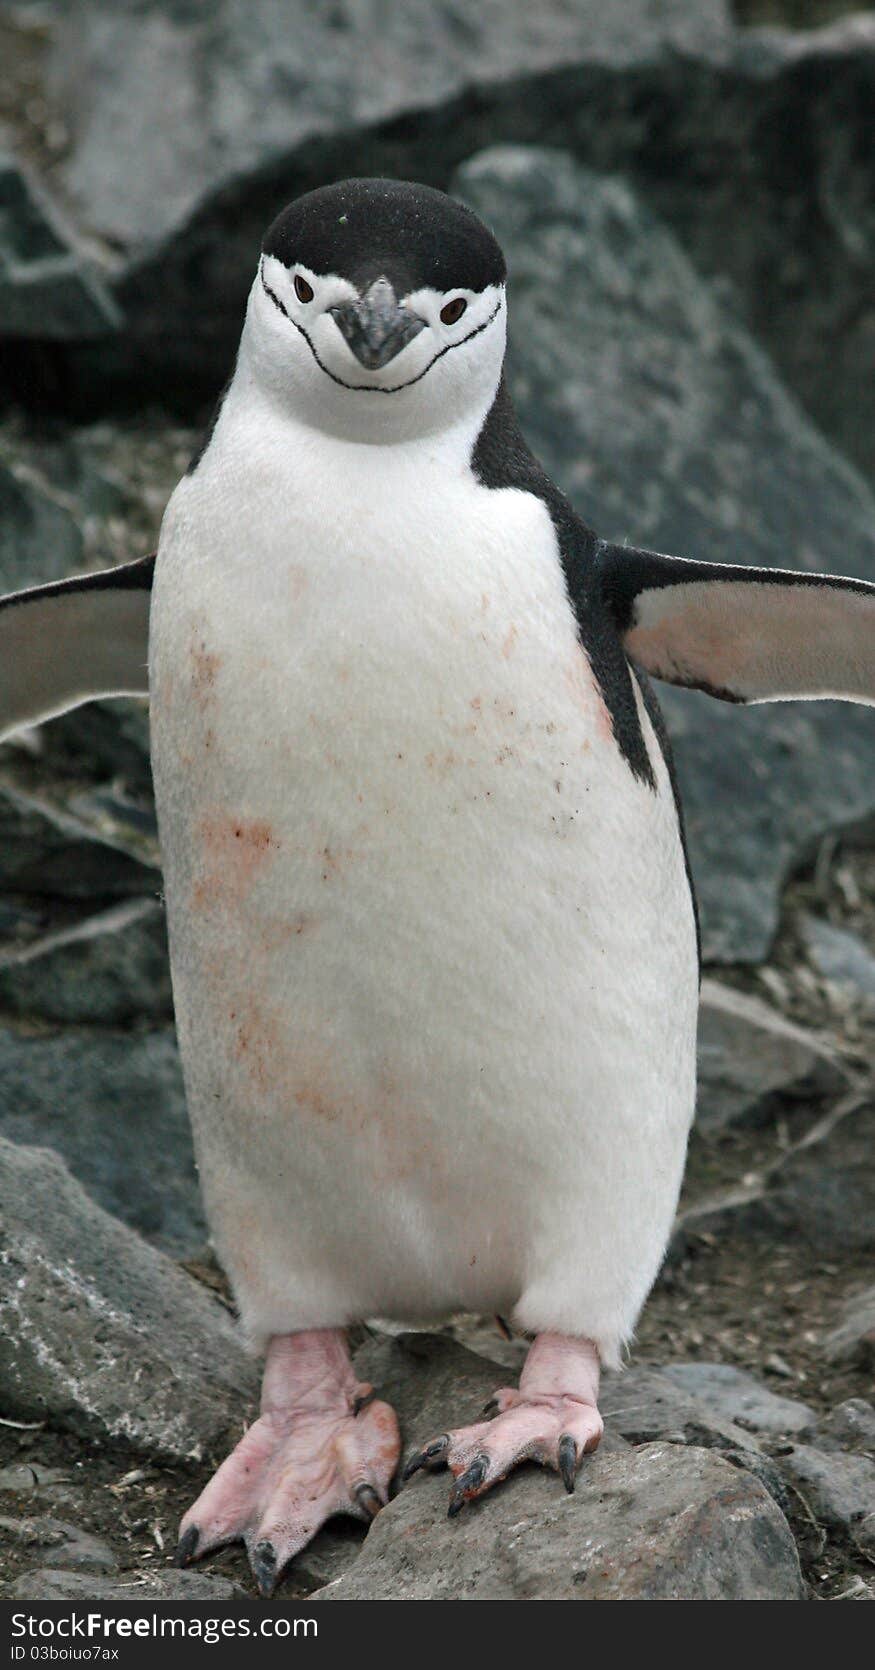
262,177,506,299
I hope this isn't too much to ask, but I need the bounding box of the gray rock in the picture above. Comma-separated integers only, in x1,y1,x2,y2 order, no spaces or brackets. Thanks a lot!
353,1331,510,1457
759,1099,875,1253
0,897,173,1025
800,914,875,1001
321,1440,803,1600
46,0,732,251
0,1022,201,1253
696,980,848,1134
455,148,875,961
0,1516,117,1572
13,12,870,492
0,1465,70,1496
0,460,82,592
0,153,119,341
37,701,154,803
854,1514,875,1559
0,781,159,901
674,1099,875,1256
0,1136,256,1461
824,1286,875,1370
661,1362,816,1435
812,1399,875,1455
6,1566,248,1600
779,1444,875,1531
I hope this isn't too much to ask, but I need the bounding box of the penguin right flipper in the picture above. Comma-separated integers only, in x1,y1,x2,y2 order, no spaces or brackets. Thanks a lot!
0,554,154,743
596,543,875,706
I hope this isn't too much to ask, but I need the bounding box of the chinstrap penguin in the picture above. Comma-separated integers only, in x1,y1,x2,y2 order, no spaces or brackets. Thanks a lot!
1,177,873,1596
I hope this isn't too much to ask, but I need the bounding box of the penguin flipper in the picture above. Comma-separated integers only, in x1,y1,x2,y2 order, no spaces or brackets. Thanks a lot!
597,543,875,706
0,554,154,742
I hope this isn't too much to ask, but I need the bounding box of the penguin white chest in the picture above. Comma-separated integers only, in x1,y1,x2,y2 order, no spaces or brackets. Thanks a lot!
150,427,698,1358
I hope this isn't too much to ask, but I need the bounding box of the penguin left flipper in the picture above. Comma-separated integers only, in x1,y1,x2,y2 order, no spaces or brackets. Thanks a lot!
596,543,875,706
0,554,154,743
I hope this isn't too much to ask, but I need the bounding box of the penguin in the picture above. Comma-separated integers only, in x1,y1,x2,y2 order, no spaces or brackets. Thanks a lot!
1,177,873,1597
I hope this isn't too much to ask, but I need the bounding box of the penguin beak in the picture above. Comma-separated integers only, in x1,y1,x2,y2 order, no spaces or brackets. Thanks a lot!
329,278,426,371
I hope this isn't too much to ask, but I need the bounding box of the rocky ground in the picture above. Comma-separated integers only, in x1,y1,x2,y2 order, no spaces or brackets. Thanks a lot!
1,0,874,1604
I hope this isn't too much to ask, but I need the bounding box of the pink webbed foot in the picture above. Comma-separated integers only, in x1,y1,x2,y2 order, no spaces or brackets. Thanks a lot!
175,1329,400,1595
403,1332,603,1515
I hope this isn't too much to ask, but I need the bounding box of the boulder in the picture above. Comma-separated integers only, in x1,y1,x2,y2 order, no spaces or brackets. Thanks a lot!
454,147,875,961
0,1516,117,1573
45,0,732,251
696,980,848,1134
823,1286,875,1370
0,152,118,341
760,1099,875,1253
0,1136,256,1460
660,1362,816,1435
4,11,870,490
0,781,159,901
330,1334,803,1597
5,1566,247,1600
778,1444,875,1533
674,1098,875,1256
0,1022,200,1253
0,897,173,1025
0,460,82,591
811,1399,875,1454
321,1439,803,1600
800,914,875,1002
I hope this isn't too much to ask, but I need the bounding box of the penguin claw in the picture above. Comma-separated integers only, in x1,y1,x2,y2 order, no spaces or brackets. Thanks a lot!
401,1433,450,1480
251,1539,278,1598
354,1482,383,1520
558,1433,578,1494
173,1333,400,1596
447,1453,490,1517
173,1524,199,1568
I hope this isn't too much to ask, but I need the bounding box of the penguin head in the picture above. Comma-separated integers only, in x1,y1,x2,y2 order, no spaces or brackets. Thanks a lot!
245,178,507,442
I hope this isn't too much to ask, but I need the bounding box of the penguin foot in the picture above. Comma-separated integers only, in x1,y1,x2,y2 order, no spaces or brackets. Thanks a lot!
402,1330,603,1515
174,1329,400,1596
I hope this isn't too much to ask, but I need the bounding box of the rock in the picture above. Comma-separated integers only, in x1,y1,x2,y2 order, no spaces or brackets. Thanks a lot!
0,460,82,591
36,701,154,803
600,1362,754,1451
0,1465,70,1496
0,1516,117,1572
759,1099,875,1253
800,914,875,1001
0,1022,201,1253
353,1331,509,1453
660,1362,816,1435
6,11,870,494
812,1399,875,1454
321,1439,803,1600
674,1099,875,1256
6,1566,247,1600
0,1136,256,1461
454,147,875,962
0,782,159,901
0,152,119,341
0,897,173,1025
824,1286,875,1369
854,1515,875,1559
779,1444,875,1532
45,0,732,251
696,980,848,1134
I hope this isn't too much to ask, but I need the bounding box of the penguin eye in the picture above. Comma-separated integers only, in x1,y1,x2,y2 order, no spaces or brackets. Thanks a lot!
294,274,314,303
440,296,467,326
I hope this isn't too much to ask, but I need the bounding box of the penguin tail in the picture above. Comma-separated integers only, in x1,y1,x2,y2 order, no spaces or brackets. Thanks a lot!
0,554,154,742
595,542,875,707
